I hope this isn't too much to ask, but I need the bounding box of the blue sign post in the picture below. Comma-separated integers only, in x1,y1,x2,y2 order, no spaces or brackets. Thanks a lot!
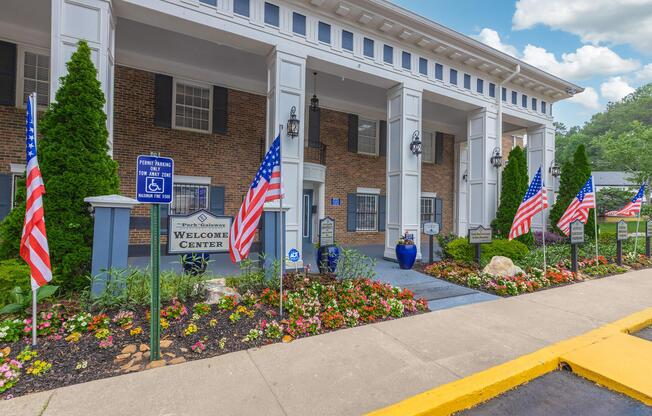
136,154,174,363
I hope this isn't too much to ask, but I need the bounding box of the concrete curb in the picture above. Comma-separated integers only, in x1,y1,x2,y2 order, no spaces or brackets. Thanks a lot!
367,307,652,416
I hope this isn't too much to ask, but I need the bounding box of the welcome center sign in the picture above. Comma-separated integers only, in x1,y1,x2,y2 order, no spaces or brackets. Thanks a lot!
168,210,232,254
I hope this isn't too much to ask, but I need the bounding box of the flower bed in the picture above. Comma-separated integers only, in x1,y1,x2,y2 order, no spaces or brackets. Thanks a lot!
0,274,428,398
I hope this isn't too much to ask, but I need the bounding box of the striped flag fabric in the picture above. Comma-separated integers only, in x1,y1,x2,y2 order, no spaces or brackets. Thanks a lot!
605,183,646,217
557,175,596,236
229,135,282,263
509,167,548,240
20,94,53,289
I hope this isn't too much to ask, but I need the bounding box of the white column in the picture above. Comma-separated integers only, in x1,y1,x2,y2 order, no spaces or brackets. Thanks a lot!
385,84,422,260
467,108,499,228
51,0,115,155
527,123,556,231
265,47,306,266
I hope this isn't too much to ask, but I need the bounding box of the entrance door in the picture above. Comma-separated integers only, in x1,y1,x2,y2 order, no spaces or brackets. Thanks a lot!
457,142,469,236
302,190,313,246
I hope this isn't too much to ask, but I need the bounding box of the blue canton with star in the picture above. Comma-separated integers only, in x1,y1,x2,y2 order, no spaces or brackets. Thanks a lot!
522,167,544,203
576,176,593,202
251,136,281,189
632,184,646,202
25,97,37,164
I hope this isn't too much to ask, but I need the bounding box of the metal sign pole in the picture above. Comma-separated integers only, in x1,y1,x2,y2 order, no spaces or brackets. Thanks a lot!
30,92,38,347
150,203,161,361
278,124,284,319
429,234,434,264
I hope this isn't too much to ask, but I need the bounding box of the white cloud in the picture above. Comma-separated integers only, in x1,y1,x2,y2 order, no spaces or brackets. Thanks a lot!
513,0,652,54
635,64,652,82
567,87,600,110
472,28,518,57
521,45,639,81
600,77,636,102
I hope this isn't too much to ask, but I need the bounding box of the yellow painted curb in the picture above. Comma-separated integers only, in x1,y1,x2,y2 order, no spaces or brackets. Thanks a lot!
366,307,652,416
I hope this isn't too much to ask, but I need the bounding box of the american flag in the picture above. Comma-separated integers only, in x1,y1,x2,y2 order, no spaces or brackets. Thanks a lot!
20,94,52,289
557,175,595,236
605,183,646,217
509,167,548,240
229,135,282,263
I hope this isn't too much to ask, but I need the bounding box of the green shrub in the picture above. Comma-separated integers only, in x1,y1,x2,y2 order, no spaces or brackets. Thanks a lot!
225,256,281,293
482,239,529,263
336,248,376,280
436,233,458,259
492,146,531,246
0,259,31,308
446,238,474,263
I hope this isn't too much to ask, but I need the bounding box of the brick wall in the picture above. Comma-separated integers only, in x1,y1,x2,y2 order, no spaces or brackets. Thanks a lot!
112,65,266,248
421,133,455,234
0,106,25,175
501,134,524,157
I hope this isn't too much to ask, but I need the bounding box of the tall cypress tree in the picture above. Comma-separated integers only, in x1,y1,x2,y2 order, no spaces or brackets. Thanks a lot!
0,41,119,290
572,144,595,237
492,146,531,244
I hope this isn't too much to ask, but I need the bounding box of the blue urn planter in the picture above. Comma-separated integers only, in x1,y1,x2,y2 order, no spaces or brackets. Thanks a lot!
395,244,417,270
316,245,340,274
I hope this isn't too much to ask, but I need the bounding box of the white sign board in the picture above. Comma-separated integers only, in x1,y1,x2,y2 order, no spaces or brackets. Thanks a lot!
468,226,492,244
167,210,231,254
423,222,440,236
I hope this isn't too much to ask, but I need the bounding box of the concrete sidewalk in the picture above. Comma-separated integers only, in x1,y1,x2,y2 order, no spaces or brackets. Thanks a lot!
4,268,652,416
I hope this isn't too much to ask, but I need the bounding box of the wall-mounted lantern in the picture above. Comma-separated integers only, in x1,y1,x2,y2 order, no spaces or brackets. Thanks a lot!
409,130,422,156
489,147,502,169
549,161,561,178
286,106,300,138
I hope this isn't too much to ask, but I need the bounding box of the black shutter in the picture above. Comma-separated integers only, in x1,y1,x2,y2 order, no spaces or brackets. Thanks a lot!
210,186,225,215
154,74,173,128
0,174,12,221
213,86,228,135
0,41,17,106
347,114,358,153
308,108,321,148
347,193,357,232
435,132,444,164
379,120,387,156
435,197,443,229
378,195,386,231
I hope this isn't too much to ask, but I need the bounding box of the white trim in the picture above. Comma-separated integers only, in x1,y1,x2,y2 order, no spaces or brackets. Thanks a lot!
10,163,26,174
172,77,213,134
421,192,437,198
15,45,50,109
173,174,211,185
356,187,380,195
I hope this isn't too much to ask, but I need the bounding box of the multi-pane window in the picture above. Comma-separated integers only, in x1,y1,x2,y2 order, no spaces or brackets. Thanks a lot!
233,0,250,17
342,30,354,51
12,174,24,209
402,52,411,70
420,197,435,224
383,45,393,64
502,87,507,101
170,184,209,215
463,74,471,89
174,81,211,132
357,118,377,155
435,63,443,80
419,58,428,76
363,38,374,58
450,69,457,85
264,2,279,27
476,78,484,94
522,94,528,108
532,97,537,111
22,51,49,107
199,0,216,5
511,91,517,104
489,83,496,98
318,22,331,44
421,131,435,163
292,12,306,35
541,101,547,114
356,194,378,231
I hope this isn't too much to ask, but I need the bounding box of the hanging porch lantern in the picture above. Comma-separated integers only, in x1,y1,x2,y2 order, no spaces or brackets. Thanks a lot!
549,161,561,177
287,106,300,138
490,147,503,168
409,130,422,156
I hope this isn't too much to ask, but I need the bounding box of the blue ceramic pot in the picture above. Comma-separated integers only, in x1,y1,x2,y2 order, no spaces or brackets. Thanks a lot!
316,245,340,274
395,244,417,270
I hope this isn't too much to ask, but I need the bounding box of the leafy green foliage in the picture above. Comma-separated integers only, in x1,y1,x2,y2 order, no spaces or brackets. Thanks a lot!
336,247,376,280
0,41,120,291
225,256,281,293
446,238,474,263
596,188,634,215
0,259,31,308
0,285,59,315
481,239,529,263
492,146,532,245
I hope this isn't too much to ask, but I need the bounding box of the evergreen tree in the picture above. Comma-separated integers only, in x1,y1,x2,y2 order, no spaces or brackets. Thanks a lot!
0,41,119,290
572,144,595,237
492,146,532,244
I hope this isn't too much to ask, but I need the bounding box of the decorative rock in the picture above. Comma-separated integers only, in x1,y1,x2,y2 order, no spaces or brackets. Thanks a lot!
121,344,137,354
180,347,189,353
164,352,176,358
120,358,136,371
139,344,150,352
125,365,142,373
132,351,143,364
143,351,150,359
482,256,525,278
204,278,240,304
146,360,167,369
115,353,131,361
160,340,173,349
169,357,186,365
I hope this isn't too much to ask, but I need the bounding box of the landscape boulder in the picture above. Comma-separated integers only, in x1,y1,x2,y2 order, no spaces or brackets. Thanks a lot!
482,256,525,278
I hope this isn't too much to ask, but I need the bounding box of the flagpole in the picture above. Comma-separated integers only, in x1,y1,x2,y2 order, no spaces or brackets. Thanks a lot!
278,124,284,319
633,181,646,255
592,175,599,265
541,181,547,275
31,92,38,347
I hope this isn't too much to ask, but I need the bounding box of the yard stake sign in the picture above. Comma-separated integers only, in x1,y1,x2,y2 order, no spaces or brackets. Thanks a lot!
569,220,584,272
136,153,174,361
468,225,492,264
646,220,652,258
423,221,440,264
616,220,628,266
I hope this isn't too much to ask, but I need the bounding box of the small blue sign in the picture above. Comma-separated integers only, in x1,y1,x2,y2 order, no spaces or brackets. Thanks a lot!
288,248,300,263
136,155,174,204
330,198,341,206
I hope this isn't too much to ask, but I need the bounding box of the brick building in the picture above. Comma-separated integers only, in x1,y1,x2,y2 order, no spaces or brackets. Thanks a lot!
0,0,581,264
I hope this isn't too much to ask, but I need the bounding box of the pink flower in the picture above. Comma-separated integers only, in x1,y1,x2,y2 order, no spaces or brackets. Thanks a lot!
4,371,13,379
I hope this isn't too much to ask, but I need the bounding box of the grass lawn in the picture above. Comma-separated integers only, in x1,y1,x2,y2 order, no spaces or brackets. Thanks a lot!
598,220,647,234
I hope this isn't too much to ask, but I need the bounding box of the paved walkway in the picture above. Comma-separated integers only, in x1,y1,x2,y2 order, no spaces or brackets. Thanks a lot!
4,268,652,416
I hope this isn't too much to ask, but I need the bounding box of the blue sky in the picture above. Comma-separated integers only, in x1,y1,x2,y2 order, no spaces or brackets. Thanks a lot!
392,0,652,128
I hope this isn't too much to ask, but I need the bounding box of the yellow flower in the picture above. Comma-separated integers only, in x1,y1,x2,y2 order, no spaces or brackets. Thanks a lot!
65,332,81,343
183,323,198,336
209,319,218,328
160,318,170,330
130,327,142,336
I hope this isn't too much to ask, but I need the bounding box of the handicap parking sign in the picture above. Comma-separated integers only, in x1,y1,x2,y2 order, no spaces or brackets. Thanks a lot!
136,155,174,204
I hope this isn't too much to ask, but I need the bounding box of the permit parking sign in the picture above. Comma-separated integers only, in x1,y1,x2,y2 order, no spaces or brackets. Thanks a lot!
136,155,174,204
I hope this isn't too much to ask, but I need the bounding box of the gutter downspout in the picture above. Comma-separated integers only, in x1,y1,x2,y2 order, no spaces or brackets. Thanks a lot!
495,64,520,213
